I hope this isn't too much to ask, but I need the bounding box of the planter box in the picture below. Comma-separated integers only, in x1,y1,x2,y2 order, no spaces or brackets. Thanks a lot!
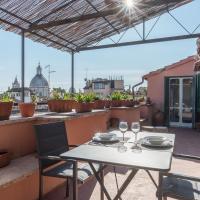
93,100,105,109
121,100,134,107
0,102,13,121
110,100,122,107
48,100,73,113
74,102,94,113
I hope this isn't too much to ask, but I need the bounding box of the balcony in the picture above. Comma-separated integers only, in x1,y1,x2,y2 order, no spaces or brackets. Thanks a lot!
0,104,199,200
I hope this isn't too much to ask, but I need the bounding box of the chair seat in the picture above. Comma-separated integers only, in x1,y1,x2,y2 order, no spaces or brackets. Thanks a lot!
43,162,100,183
162,176,200,200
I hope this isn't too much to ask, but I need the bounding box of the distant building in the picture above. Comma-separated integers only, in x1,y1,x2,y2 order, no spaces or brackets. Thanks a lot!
84,77,124,96
135,86,147,96
8,77,32,102
30,63,49,99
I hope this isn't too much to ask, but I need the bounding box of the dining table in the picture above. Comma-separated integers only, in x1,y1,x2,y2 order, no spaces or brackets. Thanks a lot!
60,130,175,200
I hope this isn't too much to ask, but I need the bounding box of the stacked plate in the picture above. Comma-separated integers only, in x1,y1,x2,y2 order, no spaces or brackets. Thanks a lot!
141,136,172,148
93,133,119,143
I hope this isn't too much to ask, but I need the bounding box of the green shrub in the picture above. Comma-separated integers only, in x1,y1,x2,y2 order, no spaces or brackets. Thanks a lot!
0,92,13,102
110,91,123,100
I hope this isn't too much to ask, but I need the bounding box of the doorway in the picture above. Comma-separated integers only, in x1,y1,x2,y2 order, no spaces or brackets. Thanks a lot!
169,77,193,127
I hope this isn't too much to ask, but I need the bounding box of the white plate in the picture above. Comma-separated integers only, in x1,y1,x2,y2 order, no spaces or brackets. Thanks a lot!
145,136,167,145
92,136,119,143
142,136,172,147
98,133,116,140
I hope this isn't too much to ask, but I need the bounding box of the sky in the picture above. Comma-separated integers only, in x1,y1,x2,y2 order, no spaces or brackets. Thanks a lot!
0,0,199,92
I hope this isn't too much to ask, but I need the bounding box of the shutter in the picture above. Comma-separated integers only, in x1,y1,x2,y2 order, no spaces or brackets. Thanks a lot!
195,73,200,123
196,73,200,112
164,77,169,126
192,75,196,127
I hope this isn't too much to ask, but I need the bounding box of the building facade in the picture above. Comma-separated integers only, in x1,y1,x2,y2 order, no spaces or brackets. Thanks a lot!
30,63,49,100
8,77,32,103
84,77,124,96
144,56,196,128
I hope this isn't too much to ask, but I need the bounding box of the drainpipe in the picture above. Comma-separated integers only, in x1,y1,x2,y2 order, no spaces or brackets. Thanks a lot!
132,77,145,100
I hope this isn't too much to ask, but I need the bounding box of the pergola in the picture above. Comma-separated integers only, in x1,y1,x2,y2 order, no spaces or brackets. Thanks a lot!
0,0,199,101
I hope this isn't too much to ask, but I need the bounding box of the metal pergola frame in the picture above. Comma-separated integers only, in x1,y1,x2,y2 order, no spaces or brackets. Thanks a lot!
0,0,199,101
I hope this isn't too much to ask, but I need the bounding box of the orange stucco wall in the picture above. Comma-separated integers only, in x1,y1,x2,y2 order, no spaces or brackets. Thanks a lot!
146,58,195,111
110,107,140,127
0,171,64,200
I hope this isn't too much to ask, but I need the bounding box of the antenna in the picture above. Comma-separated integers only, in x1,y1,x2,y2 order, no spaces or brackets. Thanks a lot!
45,65,56,91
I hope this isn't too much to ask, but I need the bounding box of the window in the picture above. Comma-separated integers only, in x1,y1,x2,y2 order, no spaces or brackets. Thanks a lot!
94,83,105,89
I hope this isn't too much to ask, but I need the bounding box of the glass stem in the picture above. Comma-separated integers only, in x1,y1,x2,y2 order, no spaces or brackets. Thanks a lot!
123,133,125,141
135,133,137,146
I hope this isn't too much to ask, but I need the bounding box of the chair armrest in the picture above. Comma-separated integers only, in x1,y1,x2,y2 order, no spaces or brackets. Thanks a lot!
38,155,77,163
173,153,200,161
162,172,200,182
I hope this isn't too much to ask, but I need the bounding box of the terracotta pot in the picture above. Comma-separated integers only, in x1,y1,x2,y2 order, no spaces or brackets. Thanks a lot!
63,100,74,112
19,103,35,117
94,100,105,109
104,100,111,108
48,100,65,113
121,100,133,107
0,150,10,168
0,102,13,121
153,110,165,126
75,102,94,113
111,100,121,107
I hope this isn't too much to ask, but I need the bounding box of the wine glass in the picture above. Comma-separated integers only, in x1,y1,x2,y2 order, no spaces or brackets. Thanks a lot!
119,121,128,142
131,122,140,147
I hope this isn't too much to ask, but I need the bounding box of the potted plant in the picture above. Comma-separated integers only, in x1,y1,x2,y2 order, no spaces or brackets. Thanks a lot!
104,97,111,108
74,93,94,113
0,92,13,120
0,150,10,168
93,94,105,109
110,91,123,107
19,95,37,117
63,92,74,112
48,89,63,112
121,93,134,107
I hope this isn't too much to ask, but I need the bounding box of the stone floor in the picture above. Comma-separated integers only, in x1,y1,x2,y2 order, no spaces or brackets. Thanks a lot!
45,128,200,200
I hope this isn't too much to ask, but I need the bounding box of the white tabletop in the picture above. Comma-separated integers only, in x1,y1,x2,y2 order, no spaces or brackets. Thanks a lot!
61,131,175,172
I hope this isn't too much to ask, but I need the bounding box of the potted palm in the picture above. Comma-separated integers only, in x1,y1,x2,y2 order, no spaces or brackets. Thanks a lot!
74,93,94,113
19,95,37,117
0,92,13,120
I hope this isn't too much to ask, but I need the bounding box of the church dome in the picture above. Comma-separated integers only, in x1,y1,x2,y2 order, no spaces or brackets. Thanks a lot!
30,63,49,88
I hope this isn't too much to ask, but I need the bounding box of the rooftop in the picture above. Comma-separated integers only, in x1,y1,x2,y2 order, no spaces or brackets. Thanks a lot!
143,55,195,79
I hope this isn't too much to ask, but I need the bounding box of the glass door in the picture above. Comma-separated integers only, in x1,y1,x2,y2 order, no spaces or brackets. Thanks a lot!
169,77,193,127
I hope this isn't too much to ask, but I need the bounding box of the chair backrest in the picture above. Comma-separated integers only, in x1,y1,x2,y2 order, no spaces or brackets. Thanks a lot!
34,121,69,169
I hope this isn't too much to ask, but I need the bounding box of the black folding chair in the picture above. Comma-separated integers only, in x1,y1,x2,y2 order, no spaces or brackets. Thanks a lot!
34,121,100,200
159,154,200,200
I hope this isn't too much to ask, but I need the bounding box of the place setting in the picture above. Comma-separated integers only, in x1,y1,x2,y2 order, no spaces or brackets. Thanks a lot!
139,135,173,150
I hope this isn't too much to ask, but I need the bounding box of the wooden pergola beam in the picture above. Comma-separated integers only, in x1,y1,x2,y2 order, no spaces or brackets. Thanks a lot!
28,8,120,30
